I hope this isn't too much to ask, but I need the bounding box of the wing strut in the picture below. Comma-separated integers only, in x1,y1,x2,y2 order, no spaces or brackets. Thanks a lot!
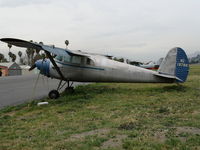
45,51,65,80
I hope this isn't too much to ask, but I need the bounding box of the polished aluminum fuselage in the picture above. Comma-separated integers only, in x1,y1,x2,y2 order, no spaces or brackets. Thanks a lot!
49,55,173,83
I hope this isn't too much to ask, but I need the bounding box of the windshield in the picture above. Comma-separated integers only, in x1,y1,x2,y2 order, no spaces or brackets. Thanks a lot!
63,53,71,63
55,55,63,61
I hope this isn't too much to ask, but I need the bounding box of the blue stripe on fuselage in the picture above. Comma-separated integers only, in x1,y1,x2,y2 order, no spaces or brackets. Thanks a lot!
55,61,105,71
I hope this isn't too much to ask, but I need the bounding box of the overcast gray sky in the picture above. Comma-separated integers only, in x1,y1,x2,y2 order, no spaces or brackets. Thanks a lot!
0,0,199,61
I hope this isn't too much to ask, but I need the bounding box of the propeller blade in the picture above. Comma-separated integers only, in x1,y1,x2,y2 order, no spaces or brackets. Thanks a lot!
31,72,40,100
29,64,36,71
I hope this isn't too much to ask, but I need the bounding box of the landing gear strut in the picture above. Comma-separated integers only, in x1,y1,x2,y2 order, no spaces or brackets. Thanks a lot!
48,80,74,99
65,86,74,93
65,81,74,93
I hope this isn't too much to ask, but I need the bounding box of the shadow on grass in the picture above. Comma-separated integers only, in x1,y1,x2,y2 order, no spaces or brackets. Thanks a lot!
76,84,188,94
162,85,188,92
140,84,188,94
53,84,123,105
51,84,188,106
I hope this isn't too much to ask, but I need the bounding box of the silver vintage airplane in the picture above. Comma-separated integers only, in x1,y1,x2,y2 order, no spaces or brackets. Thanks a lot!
0,38,189,99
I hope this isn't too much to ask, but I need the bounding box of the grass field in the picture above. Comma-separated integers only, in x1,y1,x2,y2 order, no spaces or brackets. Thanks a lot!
0,65,200,150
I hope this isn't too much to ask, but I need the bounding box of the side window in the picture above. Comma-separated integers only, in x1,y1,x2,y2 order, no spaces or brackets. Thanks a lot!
63,53,71,63
71,56,81,64
86,58,94,65
86,58,91,65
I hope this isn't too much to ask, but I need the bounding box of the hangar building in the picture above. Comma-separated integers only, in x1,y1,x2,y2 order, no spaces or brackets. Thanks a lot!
0,62,22,76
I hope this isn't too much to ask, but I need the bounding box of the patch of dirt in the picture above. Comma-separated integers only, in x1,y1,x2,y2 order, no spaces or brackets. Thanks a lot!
176,126,200,135
118,122,141,130
101,135,127,149
67,128,127,149
153,129,168,143
68,128,110,141
5,111,16,117
192,111,200,115
153,126,200,143
86,105,99,110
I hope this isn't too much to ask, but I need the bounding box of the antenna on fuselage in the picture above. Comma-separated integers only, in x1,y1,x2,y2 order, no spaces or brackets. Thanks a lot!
65,40,69,49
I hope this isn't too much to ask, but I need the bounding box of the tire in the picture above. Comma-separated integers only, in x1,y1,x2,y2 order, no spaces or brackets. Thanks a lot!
48,90,60,99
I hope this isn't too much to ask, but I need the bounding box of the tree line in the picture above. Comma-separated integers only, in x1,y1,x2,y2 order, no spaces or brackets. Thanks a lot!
0,41,46,65
189,54,200,64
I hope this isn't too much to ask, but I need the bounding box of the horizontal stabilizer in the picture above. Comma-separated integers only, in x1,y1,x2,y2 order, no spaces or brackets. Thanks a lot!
153,72,183,82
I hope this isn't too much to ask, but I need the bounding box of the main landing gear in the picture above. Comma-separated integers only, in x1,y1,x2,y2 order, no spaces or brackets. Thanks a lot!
48,80,74,99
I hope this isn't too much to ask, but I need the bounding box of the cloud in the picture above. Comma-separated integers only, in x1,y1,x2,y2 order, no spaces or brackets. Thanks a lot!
0,0,200,61
0,0,53,7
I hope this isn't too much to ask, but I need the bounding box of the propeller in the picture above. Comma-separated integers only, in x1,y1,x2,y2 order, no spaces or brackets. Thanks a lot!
31,71,41,100
29,56,46,71
29,58,49,100
29,64,36,71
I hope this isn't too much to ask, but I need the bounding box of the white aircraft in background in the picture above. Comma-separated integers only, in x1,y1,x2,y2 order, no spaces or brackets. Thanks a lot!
0,38,189,99
139,58,164,70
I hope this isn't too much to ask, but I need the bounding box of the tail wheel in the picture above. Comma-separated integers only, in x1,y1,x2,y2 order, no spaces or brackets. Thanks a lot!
49,90,60,99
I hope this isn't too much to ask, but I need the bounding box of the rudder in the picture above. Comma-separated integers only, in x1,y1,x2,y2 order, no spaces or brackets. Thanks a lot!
175,48,189,82
158,47,189,82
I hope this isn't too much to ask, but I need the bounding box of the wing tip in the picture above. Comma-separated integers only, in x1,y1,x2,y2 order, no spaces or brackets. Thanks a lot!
0,38,8,42
0,38,26,42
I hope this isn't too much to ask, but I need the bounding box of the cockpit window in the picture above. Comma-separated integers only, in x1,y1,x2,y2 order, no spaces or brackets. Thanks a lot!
55,55,63,61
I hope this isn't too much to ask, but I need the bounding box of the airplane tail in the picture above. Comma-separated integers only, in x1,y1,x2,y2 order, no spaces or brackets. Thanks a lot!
156,47,189,83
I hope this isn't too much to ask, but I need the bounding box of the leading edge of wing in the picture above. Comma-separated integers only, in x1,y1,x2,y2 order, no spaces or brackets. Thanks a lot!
0,38,42,50
0,38,72,56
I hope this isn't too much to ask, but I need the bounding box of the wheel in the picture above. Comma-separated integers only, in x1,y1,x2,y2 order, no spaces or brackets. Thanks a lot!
65,87,74,94
48,90,60,99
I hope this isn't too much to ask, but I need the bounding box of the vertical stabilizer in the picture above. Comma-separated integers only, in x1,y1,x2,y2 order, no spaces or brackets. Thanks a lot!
158,47,189,82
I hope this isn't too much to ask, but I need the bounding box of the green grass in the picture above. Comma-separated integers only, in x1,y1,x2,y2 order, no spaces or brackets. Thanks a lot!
0,65,200,150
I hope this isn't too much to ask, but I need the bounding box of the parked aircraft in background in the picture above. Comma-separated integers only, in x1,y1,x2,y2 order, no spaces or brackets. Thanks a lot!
0,38,189,99
139,58,163,70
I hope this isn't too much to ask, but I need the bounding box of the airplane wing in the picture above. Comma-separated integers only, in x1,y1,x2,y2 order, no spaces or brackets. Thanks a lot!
0,38,72,80
0,38,72,56
0,38,104,80
0,38,95,58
